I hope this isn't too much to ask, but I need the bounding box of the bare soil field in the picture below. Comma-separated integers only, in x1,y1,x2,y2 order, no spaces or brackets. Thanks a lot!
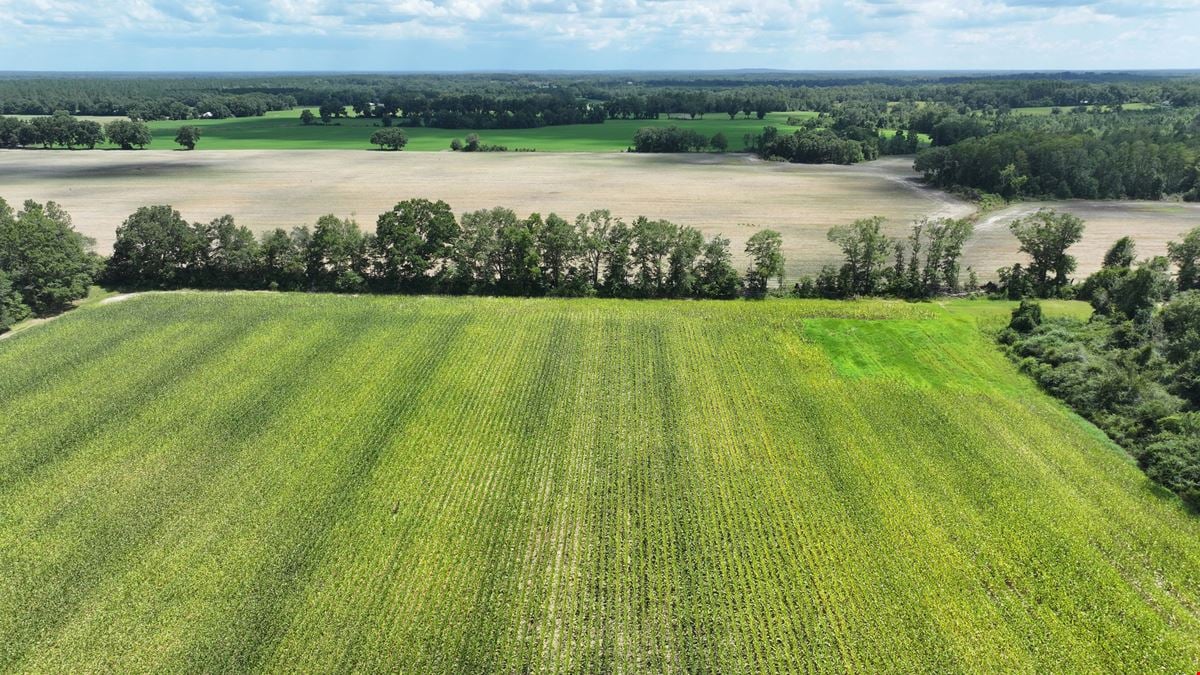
0,151,968,279
968,201,1200,279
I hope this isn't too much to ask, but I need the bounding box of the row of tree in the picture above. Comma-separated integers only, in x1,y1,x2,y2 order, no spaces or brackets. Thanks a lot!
319,90,607,130
795,208,1200,304
101,201,788,300
0,114,153,150
633,124,919,164
0,113,210,151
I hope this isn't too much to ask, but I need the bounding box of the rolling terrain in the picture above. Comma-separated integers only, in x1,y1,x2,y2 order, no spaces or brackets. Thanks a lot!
1,292,1198,672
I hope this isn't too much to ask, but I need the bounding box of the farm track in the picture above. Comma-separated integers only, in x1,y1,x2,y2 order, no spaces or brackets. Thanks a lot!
1,292,1199,671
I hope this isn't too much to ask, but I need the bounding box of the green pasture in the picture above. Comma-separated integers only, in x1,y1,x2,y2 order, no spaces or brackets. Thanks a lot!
135,110,818,151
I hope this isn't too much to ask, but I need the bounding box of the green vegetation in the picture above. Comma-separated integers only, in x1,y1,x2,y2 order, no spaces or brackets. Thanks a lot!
794,215,975,300
174,125,201,151
100,199,770,300
134,109,810,151
1,292,1198,671
0,198,99,331
1,108,816,152
1000,232,1200,508
914,107,1200,200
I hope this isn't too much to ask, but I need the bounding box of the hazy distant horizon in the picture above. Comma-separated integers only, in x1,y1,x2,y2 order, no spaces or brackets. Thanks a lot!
2,69,1198,78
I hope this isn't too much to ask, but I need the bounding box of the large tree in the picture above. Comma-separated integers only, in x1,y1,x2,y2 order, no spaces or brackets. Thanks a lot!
174,125,201,150
495,213,543,296
1159,291,1200,406
0,268,30,331
195,215,259,287
452,207,505,292
828,216,890,297
1009,209,1085,297
258,228,307,291
305,215,368,292
106,205,199,286
631,217,674,296
696,235,741,299
369,129,408,151
744,229,785,297
0,199,96,314
374,199,459,290
602,219,633,297
71,120,104,149
576,210,618,289
105,119,152,150
536,213,580,292
1168,226,1200,291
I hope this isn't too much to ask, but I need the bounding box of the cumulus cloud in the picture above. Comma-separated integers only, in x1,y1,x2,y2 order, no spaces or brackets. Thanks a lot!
0,0,1195,69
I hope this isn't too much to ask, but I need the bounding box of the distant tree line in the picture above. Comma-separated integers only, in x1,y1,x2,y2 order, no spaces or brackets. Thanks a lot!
0,113,153,150
336,90,606,129
0,114,216,151
635,121,918,164
8,72,1198,121
99,201,787,300
0,77,295,120
631,127,729,153
11,72,1198,140
1002,226,1200,509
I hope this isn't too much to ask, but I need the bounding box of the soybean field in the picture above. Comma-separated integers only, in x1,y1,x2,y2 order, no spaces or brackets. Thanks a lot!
2,293,1199,672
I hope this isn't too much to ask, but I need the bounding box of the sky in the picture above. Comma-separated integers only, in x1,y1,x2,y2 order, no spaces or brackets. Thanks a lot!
0,0,1197,71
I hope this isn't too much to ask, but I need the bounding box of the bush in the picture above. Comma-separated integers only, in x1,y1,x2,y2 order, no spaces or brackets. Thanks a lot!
631,126,710,153
370,128,408,151
1009,299,1042,333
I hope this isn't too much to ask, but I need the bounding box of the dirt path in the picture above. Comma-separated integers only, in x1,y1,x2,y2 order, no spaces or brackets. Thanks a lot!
0,293,135,341
964,200,1200,279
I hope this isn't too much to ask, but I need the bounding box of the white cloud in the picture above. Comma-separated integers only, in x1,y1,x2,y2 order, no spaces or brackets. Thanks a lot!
0,0,1196,68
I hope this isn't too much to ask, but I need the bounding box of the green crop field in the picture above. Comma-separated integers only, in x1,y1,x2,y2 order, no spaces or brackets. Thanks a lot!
2,292,1198,672
131,110,816,151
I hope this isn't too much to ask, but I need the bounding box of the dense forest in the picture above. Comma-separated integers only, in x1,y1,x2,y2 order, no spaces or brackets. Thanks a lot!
1001,229,1200,509
914,108,1200,200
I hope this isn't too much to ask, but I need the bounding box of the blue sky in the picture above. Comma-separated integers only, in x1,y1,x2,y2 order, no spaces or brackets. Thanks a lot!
0,0,1196,71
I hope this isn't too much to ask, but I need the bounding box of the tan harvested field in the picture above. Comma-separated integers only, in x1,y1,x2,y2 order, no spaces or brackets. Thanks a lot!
968,201,1200,279
7,149,1190,282
0,150,969,279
